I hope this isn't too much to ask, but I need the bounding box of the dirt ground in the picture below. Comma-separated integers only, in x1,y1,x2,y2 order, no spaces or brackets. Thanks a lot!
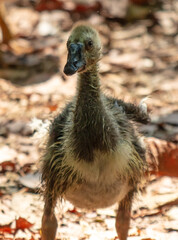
0,0,178,239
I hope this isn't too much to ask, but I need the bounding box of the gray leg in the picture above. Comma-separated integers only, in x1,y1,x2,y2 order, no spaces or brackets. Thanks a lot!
115,192,133,240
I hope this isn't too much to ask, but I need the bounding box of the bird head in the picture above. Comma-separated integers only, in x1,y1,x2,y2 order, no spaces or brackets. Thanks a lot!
64,24,102,76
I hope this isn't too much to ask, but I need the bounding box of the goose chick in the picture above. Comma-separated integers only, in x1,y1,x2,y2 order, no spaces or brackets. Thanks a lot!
41,23,148,240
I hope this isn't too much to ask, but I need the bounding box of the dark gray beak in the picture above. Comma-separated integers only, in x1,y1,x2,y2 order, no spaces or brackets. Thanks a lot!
64,43,85,76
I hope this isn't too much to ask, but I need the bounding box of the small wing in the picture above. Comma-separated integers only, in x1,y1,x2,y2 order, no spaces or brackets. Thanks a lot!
49,101,73,143
106,96,150,124
41,101,73,199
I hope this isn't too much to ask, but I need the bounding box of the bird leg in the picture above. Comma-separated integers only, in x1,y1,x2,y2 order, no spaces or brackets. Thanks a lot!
41,197,58,240
115,192,133,240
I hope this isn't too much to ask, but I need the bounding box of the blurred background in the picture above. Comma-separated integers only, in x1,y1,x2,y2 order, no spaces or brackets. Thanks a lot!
0,0,178,239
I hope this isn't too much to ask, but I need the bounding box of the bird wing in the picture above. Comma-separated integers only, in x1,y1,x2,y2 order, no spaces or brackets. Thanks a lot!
105,96,150,124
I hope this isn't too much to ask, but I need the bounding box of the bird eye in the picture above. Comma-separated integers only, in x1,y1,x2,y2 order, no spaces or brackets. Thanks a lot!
88,40,93,46
86,40,93,50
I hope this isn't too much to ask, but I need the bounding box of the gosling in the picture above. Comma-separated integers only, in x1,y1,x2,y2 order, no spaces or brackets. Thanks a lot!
41,23,150,240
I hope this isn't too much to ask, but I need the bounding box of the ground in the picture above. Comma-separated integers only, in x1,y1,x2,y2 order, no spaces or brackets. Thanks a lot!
0,0,178,239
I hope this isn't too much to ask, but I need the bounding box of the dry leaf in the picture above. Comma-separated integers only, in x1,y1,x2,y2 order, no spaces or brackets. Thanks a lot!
15,217,33,230
0,223,13,234
146,137,178,177
67,208,82,217
0,161,16,173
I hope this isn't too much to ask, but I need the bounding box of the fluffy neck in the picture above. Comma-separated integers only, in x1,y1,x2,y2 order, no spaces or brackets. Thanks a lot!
75,64,102,116
72,64,118,162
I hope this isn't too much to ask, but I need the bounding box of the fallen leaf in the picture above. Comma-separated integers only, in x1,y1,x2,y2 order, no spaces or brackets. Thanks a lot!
67,208,82,217
0,223,13,234
0,190,4,197
74,2,101,13
16,217,33,230
47,104,58,112
159,111,178,126
19,172,41,189
146,137,178,177
0,238,13,240
35,0,64,11
0,161,16,173
141,238,156,240
0,146,17,163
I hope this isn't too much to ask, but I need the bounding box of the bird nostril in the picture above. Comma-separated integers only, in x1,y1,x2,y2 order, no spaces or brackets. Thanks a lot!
73,59,78,67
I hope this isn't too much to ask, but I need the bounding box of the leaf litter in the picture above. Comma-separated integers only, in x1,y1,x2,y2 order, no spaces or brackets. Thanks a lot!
0,0,178,239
